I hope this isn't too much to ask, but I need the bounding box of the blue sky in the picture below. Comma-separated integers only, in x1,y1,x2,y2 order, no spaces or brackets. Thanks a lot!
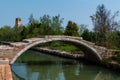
0,0,120,29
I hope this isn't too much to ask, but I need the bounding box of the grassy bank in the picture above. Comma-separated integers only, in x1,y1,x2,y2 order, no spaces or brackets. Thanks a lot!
37,41,84,54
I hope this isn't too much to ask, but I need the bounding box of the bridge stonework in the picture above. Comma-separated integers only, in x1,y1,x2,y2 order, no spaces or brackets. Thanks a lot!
0,36,114,64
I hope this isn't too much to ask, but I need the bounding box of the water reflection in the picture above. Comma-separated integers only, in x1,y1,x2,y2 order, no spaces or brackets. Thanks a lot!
12,50,120,80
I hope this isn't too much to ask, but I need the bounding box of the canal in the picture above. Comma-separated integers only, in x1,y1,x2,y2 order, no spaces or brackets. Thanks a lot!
11,50,120,80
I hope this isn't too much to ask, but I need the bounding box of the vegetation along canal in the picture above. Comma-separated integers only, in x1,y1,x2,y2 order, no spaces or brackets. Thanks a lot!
11,50,120,80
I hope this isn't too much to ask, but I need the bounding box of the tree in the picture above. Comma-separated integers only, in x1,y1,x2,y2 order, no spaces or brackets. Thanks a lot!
0,25,23,41
79,24,88,36
51,14,64,35
64,21,79,36
90,4,120,48
104,30,120,49
81,29,95,42
27,14,41,37
0,26,12,41
20,26,29,39
40,15,52,35
12,26,23,41
28,14,35,26
40,14,64,35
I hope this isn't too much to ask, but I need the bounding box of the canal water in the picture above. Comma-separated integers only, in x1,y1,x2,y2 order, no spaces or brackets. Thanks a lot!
11,50,120,80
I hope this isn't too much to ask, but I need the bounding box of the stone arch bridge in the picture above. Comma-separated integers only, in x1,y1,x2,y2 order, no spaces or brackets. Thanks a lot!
0,36,114,64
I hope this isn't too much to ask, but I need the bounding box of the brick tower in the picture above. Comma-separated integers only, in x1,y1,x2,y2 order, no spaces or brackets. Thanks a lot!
15,18,22,27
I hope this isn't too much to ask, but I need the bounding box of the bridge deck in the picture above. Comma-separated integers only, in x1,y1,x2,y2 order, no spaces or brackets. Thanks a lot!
0,46,22,62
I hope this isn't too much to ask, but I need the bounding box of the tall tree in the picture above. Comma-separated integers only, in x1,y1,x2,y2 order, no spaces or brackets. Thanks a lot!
64,21,79,36
79,24,88,36
28,14,35,26
40,14,64,35
90,4,120,42
51,14,64,35
40,15,52,35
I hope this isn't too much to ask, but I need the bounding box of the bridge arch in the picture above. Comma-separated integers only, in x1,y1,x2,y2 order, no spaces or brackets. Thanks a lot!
10,36,102,64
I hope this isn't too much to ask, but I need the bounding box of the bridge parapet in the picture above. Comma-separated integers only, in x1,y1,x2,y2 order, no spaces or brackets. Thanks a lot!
10,42,28,47
44,35,95,46
43,35,82,40
23,38,43,43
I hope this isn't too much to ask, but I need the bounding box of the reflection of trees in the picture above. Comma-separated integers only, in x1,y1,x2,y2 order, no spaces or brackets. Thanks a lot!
28,62,64,80
12,62,120,80
62,64,83,80
13,50,120,80
94,71,120,80
12,62,64,80
62,64,103,80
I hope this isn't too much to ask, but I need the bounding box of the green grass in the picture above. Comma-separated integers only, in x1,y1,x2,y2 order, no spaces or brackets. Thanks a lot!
38,41,83,53
55,44,79,51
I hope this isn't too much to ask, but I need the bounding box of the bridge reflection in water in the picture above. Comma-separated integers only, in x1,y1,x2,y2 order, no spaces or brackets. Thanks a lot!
11,50,120,80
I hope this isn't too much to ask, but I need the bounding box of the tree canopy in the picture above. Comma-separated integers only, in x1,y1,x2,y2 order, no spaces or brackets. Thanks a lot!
90,4,120,49
64,21,79,36
0,5,120,49
0,14,64,41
